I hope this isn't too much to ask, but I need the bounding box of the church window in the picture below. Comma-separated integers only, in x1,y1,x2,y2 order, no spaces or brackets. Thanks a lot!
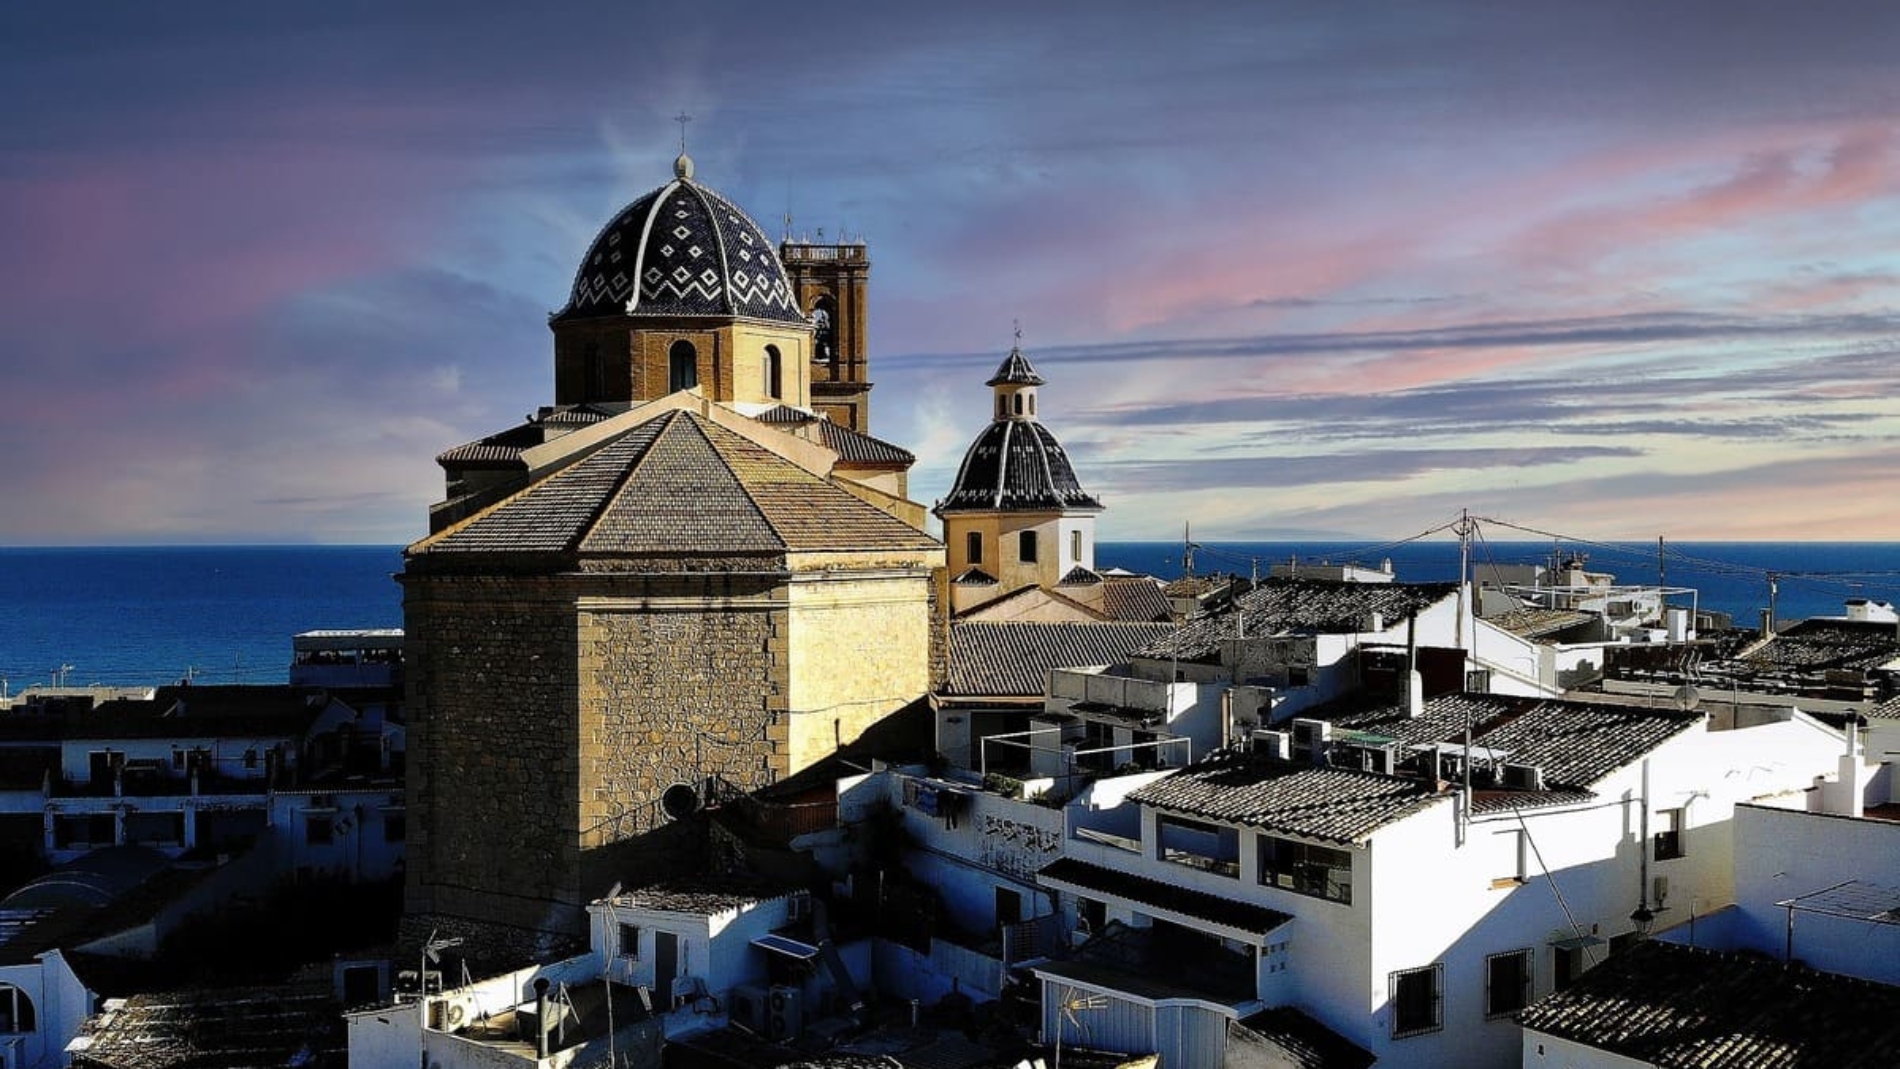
0,984,34,1033
1013,394,1024,415
669,340,699,392
1070,530,1082,561
811,297,836,362
1019,531,1039,563
996,396,1007,419
1028,394,1036,415
967,532,983,565
765,345,783,399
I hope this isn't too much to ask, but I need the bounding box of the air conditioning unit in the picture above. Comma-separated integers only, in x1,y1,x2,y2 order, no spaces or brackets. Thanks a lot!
1290,718,1331,762
430,995,476,1032
1499,763,1546,790
1344,744,1396,776
730,984,769,1032
1250,729,1292,761
766,985,804,1041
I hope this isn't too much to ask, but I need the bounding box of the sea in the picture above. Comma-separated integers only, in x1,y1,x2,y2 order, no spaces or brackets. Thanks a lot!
1,541,1895,691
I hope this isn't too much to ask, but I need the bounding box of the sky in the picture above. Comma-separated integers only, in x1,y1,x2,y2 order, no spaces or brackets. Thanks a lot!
3,1,1899,545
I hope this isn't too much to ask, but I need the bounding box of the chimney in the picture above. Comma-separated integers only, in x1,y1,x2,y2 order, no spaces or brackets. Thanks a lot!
1838,719,1867,819
1406,670,1425,719
534,977,551,1059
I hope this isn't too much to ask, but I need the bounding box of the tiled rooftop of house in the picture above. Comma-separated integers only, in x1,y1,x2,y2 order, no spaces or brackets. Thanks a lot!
1127,752,1448,843
416,410,937,559
70,983,345,1069
1729,618,1900,674
1486,607,1597,640
0,685,331,742
944,622,1174,698
1232,1006,1376,1069
609,872,799,915
1137,579,1459,662
1312,692,1704,792
1039,858,1293,937
1516,940,1900,1069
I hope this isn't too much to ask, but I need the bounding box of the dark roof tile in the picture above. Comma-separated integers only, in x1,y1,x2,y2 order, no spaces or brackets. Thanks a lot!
1517,940,1900,1068
945,622,1174,698
1128,751,1448,843
1139,579,1458,662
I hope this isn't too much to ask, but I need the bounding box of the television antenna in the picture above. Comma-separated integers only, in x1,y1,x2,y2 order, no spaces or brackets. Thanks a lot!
1051,985,1106,1069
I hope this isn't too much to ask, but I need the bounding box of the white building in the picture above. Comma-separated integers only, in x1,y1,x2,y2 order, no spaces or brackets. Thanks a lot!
1027,692,1849,1068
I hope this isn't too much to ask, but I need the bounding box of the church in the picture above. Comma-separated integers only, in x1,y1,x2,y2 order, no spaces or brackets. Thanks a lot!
401,151,942,937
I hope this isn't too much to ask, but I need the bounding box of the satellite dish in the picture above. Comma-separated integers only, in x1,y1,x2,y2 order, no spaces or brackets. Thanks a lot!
661,782,701,820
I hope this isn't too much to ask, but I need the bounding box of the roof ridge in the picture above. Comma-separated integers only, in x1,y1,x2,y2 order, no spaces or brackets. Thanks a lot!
566,411,682,551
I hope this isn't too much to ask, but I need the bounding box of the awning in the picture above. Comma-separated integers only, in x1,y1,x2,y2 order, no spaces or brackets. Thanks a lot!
751,934,820,961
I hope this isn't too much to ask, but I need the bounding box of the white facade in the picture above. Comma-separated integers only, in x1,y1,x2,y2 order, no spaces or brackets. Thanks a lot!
1038,710,1848,1068
0,952,90,1069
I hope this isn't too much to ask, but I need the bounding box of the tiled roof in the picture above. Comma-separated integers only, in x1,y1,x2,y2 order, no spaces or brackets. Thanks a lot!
986,346,1046,387
1517,940,1900,1068
1100,577,1174,623
753,406,915,465
1487,607,1596,640
936,417,1100,514
0,685,329,742
417,410,937,558
1138,579,1459,662
1126,750,1448,844
951,568,999,586
815,420,915,465
1870,694,1900,720
557,170,804,324
69,983,344,1069
616,873,797,915
944,622,1174,698
1732,619,1900,673
1039,858,1292,936
1315,692,1703,791
1058,566,1103,586
1232,1007,1376,1069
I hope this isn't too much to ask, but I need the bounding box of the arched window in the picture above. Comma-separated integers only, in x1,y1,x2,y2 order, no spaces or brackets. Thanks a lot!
966,531,983,565
1013,394,1024,415
1019,530,1039,563
1071,529,1082,561
811,297,837,363
996,396,1007,419
765,345,782,400
668,340,698,393
1028,394,1036,416
0,983,35,1033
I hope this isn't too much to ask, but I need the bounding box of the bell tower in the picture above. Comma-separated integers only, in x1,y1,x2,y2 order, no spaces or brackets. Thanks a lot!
781,233,872,434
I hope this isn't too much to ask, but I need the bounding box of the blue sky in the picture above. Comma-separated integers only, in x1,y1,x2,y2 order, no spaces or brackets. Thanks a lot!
4,1,1898,543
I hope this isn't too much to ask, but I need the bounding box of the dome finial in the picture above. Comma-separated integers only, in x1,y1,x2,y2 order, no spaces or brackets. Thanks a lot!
1012,318,1023,350
673,110,695,180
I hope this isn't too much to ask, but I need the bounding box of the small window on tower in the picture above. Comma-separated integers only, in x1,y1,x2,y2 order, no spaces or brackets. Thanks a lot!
996,396,1007,419
1070,530,1082,561
967,532,983,565
1013,394,1024,415
1028,394,1036,415
764,345,783,400
1020,531,1039,563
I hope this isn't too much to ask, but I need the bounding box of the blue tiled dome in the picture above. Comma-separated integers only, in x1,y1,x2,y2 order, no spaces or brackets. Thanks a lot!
557,158,805,324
